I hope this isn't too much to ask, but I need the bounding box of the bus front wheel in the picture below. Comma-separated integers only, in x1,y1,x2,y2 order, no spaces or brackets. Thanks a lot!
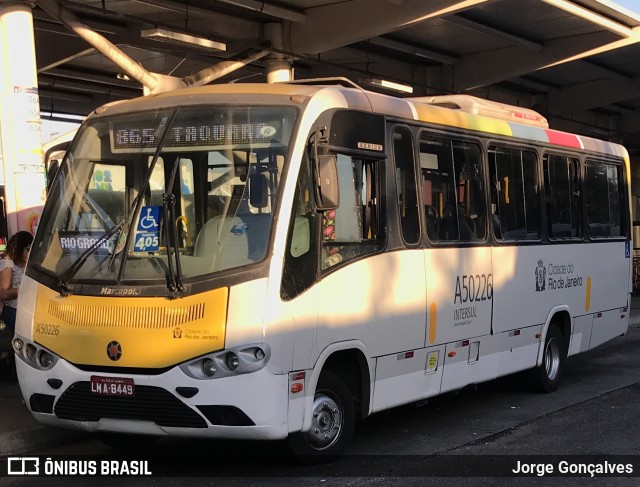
288,371,355,464
528,325,564,393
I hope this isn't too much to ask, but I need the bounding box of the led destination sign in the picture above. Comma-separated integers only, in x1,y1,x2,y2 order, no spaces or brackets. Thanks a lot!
111,120,283,151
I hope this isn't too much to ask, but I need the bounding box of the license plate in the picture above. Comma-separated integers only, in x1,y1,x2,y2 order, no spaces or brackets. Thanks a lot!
90,375,135,397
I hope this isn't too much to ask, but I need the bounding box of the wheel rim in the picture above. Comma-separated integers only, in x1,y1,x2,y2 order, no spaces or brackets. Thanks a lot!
544,337,561,381
303,390,343,451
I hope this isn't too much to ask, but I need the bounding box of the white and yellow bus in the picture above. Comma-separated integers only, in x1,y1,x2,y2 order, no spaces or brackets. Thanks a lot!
14,79,631,461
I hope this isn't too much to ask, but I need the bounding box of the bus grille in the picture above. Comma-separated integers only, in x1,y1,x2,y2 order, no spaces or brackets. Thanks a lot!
54,382,207,428
46,300,206,329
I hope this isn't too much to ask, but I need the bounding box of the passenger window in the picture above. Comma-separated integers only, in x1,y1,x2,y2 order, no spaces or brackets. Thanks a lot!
81,163,126,231
419,134,485,243
393,127,420,244
488,146,540,240
586,160,625,238
322,154,384,270
148,157,165,207
179,159,196,249
544,154,582,239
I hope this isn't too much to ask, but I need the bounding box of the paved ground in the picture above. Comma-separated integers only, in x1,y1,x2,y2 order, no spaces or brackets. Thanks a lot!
1,295,639,457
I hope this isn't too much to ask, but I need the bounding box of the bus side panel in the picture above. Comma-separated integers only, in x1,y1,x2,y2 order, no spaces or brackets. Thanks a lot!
440,332,501,393
492,242,629,336
590,309,628,349
313,251,426,360
581,241,630,312
371,345,444,413
568,315,594,356
424,247,493,346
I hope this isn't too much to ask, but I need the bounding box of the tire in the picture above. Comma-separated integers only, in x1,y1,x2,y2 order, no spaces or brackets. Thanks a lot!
97,433,159,451
288,371,355,464
527,325,564,393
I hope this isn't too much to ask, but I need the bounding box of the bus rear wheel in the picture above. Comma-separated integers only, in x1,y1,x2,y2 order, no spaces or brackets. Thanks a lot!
288,371,355,464
528,325,564,393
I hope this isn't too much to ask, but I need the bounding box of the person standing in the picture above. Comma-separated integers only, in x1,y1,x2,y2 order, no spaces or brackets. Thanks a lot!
0,231,33,334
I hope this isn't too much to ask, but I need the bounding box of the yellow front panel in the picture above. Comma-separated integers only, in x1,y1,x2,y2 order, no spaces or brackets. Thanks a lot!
33,286,228,368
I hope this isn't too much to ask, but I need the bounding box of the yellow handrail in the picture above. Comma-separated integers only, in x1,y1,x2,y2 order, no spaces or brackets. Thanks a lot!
176,216,192,247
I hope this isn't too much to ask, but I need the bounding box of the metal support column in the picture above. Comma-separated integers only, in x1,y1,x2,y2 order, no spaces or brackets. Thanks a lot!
0,1,46,237
265,23,292,83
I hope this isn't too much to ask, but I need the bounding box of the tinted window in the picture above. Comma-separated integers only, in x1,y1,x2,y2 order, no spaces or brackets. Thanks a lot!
420,134,486,243
489,146,540,240
322,155,384,270
393,127,420,244
586,160,625,238
544,154,582,239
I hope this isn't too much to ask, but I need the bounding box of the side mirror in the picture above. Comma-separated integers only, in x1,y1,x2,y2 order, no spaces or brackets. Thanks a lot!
315,154,340,210
310,128,340,211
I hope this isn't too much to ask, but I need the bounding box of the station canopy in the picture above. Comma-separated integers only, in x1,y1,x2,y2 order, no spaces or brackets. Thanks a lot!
31,0,640,153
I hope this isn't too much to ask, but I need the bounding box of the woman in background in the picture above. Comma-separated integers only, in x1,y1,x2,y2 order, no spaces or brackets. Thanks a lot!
0,231,33,334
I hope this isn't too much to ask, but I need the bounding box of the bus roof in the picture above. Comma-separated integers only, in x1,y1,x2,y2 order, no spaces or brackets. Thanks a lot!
92,81,628,160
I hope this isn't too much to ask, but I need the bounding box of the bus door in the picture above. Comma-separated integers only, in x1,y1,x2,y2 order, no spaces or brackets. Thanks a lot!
488,145,543,372
419,133,495,391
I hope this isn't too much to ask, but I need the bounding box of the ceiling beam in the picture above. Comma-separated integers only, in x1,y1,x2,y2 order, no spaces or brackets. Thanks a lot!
211,0,305,23
548,76,640,115
452,30,621,90
541,0,634,38
34,28,98,72
446,14,544,51
42,67,141,91
367,36,459,64
538,28,640,70
35,0,258,47
287,0,494,55
32,16,248,77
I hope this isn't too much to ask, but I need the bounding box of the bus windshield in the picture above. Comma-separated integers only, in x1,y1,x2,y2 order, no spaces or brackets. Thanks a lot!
30,105,296,287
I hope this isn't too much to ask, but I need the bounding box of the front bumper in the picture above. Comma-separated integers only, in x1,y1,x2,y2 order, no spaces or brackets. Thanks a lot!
17,356,289,440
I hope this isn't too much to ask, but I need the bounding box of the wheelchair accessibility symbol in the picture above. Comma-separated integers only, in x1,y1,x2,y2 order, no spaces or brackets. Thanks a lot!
135,206,161,252
138,206,160,231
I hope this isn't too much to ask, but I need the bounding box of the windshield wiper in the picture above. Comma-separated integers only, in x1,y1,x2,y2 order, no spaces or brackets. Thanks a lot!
58,218,128,295
58,160,159,295
163,155,184,293
59,111,178,296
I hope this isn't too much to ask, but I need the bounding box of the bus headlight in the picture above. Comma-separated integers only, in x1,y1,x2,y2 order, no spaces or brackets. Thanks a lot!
25,344,37,361
225,352,239,371
180,343,271,380
12,338,24,353
12,335,59,371
202,358,217,377
38,350,54,369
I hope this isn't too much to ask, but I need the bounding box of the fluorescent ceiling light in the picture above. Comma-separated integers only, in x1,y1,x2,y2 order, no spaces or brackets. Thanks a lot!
365,78,413,94
141,28,226,51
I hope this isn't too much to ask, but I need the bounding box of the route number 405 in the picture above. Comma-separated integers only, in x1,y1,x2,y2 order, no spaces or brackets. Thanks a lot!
135,235,159,251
